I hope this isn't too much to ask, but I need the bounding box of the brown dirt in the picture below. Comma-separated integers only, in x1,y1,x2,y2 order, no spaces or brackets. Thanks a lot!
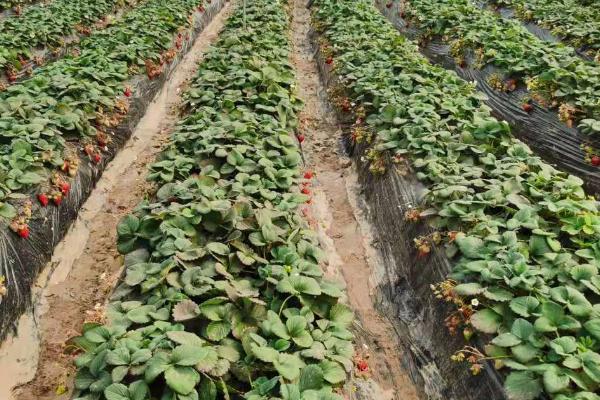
289,1,420,399
10,4,233,399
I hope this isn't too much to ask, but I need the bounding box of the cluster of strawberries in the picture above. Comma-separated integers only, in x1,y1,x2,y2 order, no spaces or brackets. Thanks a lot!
37,173,72,208
323,55,357,118
13,86,133,238
300,170,314,199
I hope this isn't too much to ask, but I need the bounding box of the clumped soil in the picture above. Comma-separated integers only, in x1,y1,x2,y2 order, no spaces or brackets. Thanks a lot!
288,1,421,399
11,4,233,399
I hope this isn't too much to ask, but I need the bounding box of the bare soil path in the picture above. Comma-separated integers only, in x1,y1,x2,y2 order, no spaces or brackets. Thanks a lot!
288,2,421,399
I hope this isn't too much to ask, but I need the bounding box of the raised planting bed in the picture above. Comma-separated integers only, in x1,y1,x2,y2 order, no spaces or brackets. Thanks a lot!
0,0,226,342
0,0,140,85
378,0,600,136
312,0,600,399
485,0,600,60
376,0,600,197
70,1,357,399
0,0,40,15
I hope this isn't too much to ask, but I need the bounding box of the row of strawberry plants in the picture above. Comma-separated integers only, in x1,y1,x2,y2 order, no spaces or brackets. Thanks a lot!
0,0,206,236
71,1,355,399
0,0,138,82
393,0,600,135
496,0,600,52
0,0,37,13
487,0,600,59
313,0,600,399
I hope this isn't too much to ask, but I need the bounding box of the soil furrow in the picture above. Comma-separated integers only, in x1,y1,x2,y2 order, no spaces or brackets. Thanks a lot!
289,1,421,399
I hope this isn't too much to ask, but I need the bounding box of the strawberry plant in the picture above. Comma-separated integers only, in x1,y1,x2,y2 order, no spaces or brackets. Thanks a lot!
0,0,137,80
393,0,600,136
489,0,600,59
313,0,600,399
0,0,37,13
71,1,355,399
0,0,206,226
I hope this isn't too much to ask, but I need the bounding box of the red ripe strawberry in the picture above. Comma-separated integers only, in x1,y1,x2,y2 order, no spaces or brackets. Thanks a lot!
591,155,600,166
357,359,369,372
341,99,351,112
417,249,429,258
505,79,517,92
17,226,30,239
37,193,49,207
297,134,305,143
53,194,63,205
61,160,70,172
522,103,533,113
386,2,393,8
325,56,333,65
304,171,314,179
124,87,132,97
417,243,431,258
198,5,205,12
93,153,102,164
60,182,70,195
301,187,311,195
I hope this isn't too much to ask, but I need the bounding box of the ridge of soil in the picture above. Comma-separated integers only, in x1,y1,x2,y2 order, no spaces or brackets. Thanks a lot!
3,4,233,398
289,2,421,399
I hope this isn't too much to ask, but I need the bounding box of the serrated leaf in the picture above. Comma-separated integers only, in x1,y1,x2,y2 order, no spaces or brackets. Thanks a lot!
470,308,502,334
205,321,231,341
299,364,325,392
164,366,200,395
104,383,129,400
274,353,303,380
319,360,345,384
173,300,200,322
167,331,206,347
504,371,542,400
329,303,353,327
453,282,485,296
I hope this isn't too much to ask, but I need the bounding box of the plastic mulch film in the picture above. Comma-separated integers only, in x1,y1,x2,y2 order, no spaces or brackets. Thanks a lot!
0,0,226,342
376,1,600,197
473,1,594,62
309,27,509,400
